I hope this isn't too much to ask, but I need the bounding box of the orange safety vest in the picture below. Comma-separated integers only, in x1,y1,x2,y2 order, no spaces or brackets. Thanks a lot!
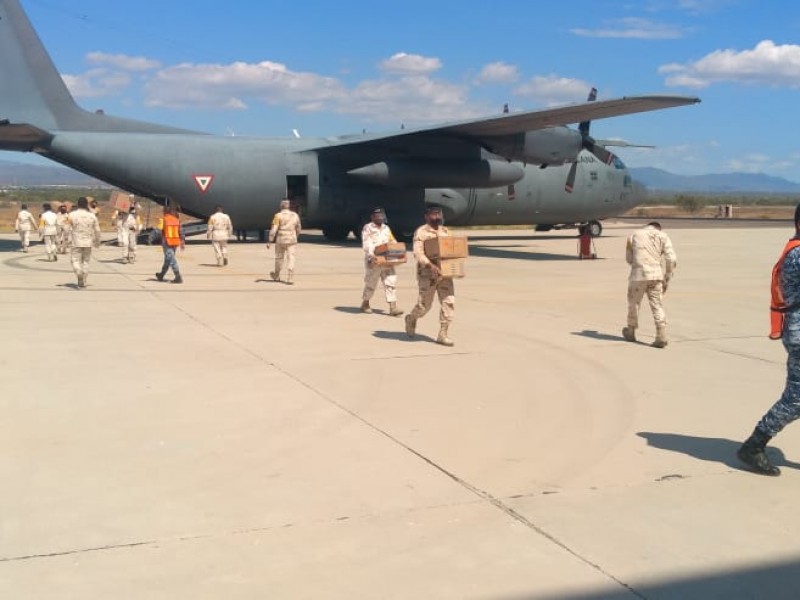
770,239,800,339
162,214,182,247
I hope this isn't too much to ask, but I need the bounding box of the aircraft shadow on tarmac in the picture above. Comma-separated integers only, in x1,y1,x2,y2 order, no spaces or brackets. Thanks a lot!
637,431,800,472
0,239,28,252
505,556,800,600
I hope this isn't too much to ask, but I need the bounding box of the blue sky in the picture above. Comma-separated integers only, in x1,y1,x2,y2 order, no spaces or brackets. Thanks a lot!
9,0,800,182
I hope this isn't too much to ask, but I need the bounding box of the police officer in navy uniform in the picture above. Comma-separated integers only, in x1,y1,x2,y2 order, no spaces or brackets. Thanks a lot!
738,204,800,476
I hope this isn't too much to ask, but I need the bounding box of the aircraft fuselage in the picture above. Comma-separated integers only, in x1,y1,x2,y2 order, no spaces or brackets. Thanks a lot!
39,130,641,236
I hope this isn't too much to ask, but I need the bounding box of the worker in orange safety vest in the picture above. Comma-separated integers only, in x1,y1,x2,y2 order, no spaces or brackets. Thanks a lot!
155,205,185,283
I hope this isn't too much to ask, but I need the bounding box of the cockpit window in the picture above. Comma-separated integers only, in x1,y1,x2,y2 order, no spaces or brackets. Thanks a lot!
613,155,626,170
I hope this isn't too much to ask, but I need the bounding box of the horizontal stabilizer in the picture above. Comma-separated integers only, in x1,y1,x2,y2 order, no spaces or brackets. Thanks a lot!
0,121,52,151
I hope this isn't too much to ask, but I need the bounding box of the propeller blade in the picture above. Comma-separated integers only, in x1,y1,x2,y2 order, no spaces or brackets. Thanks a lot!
578,87,597,137
588,142,615,165
565,162,578,193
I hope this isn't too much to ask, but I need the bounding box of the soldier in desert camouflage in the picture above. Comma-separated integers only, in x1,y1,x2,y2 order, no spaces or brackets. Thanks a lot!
622,222,677,348
405,206,455,347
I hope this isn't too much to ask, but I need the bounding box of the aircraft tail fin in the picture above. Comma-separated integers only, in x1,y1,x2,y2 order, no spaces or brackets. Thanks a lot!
0,0,88,131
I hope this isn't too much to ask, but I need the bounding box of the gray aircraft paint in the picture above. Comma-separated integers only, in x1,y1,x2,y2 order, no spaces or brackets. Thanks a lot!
0,0,699,238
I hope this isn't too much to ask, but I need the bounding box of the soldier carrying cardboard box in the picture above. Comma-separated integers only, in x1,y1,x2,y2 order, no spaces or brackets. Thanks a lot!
405,206,463,346
361,207,404,316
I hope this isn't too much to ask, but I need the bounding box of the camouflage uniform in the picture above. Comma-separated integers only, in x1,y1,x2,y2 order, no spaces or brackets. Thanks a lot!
14,208,36,252
113,210,126,246
361,221,400,305
56,210,71,254
409,224,455,325
122,212,142,263
38,209,58,261
738,239,800,476
758,245,800,436
268,208,301,283
624,225,677,346
67,208,101,288
207,210,233,266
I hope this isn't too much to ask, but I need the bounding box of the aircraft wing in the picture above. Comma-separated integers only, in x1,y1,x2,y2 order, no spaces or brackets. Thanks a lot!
315,95,699,152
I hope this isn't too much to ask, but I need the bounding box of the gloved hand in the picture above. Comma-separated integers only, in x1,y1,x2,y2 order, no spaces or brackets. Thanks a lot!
663,273,672,294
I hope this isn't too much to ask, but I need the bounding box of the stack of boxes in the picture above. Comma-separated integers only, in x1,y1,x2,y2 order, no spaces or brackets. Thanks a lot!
109,191,134,213
373,242,407,267
424,235,468,278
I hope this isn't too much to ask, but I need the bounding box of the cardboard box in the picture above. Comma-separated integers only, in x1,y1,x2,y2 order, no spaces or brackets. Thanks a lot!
424,235,468,260
374,242,407,259
372,254,406,267
438,257,466,278
109,191,133,212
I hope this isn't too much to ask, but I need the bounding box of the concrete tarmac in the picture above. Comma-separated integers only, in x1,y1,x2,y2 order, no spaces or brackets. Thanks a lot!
2,221,800,599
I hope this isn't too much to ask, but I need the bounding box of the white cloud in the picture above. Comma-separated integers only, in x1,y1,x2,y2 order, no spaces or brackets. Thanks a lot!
725,153,797,175
617,143,711,174
341,75,476,123
140,57,477,124
144,60,346,110
660,40,800,88
475,62,519,84
63,68,132,98
513,75,594,105
571,17,686,39
379,53,442,75
86,52,161,71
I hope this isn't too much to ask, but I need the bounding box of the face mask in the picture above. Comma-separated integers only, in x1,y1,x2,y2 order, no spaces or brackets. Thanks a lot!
430,218,443,227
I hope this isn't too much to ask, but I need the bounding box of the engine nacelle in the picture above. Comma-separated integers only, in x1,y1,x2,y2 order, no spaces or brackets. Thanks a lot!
486,126,583,166
424,188,469,222
347,159,524,188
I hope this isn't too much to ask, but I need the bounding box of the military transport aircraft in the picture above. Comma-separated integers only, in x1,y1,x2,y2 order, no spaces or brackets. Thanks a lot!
0,0,699,241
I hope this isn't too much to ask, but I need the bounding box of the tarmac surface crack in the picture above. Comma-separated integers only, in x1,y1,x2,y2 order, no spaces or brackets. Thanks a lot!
100,278,643,597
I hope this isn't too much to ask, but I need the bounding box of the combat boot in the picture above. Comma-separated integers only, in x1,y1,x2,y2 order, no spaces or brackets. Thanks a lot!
286,271,294,285
172,275,183,284
737,427,781,476
388,302,404,317
77,274,86,288
270,271,280,282
223,257,228,266
436,324,454,347
360,301,373,314
653,325,668,348
622,326,636,342
405,314,417,338
155,272,165,282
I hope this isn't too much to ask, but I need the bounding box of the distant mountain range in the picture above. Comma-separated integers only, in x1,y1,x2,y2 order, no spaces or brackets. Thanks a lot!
1,159,799,194
629,167,800,194
0,160,105,187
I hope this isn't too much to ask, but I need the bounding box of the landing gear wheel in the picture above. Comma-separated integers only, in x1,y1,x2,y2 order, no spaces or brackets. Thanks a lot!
588,220,602,237
322,226,349,241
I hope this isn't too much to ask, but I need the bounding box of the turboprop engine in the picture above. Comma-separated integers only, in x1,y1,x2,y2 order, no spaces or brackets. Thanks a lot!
486,127,583,166
347,158,524,188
